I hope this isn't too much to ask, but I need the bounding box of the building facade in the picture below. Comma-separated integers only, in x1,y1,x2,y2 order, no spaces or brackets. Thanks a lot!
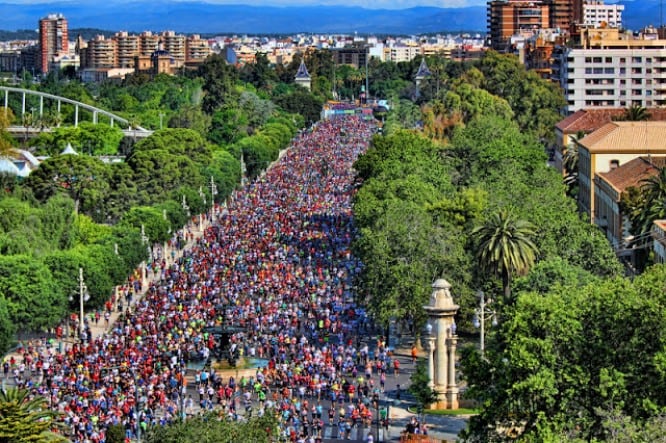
39,13,68,74
488,0,551,51
556,27,666,113
576,121,666,223
582,0,623,28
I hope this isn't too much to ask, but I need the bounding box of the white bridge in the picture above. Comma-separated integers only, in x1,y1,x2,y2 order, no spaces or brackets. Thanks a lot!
0,86,153,138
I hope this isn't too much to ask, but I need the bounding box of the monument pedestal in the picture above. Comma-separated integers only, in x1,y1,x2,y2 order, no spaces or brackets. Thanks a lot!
423,279,460,410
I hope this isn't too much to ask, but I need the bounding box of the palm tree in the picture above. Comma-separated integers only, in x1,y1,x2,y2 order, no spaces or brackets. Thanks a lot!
614,105,651,121
473,209,539,302
0,387,67,442
636,167,666,234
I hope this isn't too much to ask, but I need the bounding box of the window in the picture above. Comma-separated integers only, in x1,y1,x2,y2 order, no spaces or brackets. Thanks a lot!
620,57,626,63
605,68,614,74
585,57,592,62
605,57,612,63
632,56,642,63
593,57,602,63
609,160,620,170
633,89,642,95
620,67,626,74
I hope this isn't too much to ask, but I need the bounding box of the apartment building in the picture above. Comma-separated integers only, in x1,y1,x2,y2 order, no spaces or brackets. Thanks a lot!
186,35,212,65
83,35,116,69
488,0,551,51
555,26,666,113
115,32,141,68
385,45,420,63
39,13,68,74
582,0,623,28
80,31,211,75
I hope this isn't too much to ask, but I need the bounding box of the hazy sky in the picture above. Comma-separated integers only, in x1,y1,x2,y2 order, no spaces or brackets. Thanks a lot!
14,0,488,8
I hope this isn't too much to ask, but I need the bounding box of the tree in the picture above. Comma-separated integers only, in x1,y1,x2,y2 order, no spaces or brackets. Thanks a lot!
273,90,323,125
199,54,240,114
614,104,651,122
472,209,538,302
24,154,111,215
409,359,438,414
0,255,66,332
143,411,278,443
0,387,67,443
461,268,666,442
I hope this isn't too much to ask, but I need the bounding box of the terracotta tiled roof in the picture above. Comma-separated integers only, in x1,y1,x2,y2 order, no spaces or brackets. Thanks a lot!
555,108,666,133
578,121,666,153
597,156,665,194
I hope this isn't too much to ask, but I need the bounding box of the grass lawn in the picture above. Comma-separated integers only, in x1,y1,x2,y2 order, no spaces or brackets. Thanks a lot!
407,407,479,416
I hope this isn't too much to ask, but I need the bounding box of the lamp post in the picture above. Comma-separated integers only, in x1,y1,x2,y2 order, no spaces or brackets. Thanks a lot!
159,112,165,130
181,195,190,218
209,176,218,218
473,290,497,356
140,224,149,287
78,267,90,340
198,186,206,231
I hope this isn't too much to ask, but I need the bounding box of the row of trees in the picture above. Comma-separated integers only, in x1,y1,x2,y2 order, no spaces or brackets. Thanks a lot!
350,50,666,441
0,52,315,352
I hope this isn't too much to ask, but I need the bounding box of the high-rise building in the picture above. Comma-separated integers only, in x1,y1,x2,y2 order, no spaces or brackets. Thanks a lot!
582,0,624,28
161,31,186,63
83,35,116,69
554,26,666,113
487,0,586,50
115,31,141,68
39,13,68,74
185,35,212,65
487,1,550,51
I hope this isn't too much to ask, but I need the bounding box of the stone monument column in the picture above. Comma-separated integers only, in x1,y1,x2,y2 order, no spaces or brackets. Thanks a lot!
426,331,435,389
447,334,459,409
423,278,459,410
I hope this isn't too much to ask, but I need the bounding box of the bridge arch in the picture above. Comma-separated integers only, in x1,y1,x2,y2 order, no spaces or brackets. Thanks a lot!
0,86,148,131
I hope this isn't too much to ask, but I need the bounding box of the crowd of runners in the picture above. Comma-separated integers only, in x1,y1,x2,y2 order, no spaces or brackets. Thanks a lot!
4,115,407,443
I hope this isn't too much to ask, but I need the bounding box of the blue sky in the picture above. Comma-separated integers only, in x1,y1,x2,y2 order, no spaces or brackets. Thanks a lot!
10,0,488,8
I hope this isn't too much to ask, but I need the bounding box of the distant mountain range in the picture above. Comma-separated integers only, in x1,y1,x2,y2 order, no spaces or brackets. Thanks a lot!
0,1,661,35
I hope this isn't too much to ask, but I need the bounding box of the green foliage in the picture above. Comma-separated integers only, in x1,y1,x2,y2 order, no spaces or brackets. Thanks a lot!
105,424,126,443
472,209,538,302
273,90,323,125
0,300,15,355
119,206,171,244
475,50,566,141
0,387,68,443
409,359,438,413
209,107,249,145
0,255,66,332
199,54,240,114
461,269,666,442
143,411,278,443
24,154,111,216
